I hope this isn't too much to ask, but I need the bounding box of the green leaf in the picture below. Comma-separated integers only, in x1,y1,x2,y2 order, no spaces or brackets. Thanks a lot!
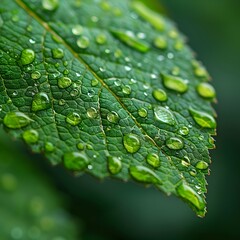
0,0,217,217
0,129,79,239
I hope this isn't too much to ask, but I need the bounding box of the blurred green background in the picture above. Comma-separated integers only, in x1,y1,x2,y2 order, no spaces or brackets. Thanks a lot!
1,0,240,239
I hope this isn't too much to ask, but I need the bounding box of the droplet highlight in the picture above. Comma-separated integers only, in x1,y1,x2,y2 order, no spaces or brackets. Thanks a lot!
154,106,175,125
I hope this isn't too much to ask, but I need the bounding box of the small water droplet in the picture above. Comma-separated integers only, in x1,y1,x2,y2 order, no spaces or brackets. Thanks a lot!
189,107,216,129
138,108,148,118
192,60,209,78
86,144,93,150
166,137,184,150
152,88,168,102
42,0,59,11
77,142,85,150
124,65,132,72
58,99,66,106
63,152,89,171
31,71,41,80
58,77,72,89
77,36,90,49
31,92,51,112
154,36,167,49
174,40,184,51
114,49,122,58
197,82,216,99
167,52,174,59
130,78,137,84
20,49,35,65
23,129,39,144
99,67,106,72
91,79,99,87
107,111,119,123
123,133,141,153
52,48,64,59
88,89,95,97
179,126,189,136
96,33,107,44
12,90,18,97
3,111,32,129
114,79,121,86
195,161,209,170
154,106,175,125
171,66,180,76
100,1,111,10
91,15,99,22
0,16,3,28
168,29,178,39
44,142,55,152
162,74,188,93
87,107,98,119
122,85,131,95
146,153,160,168
72,24,84,35
108,156,122,174
29,38,36,44
189,169,197,176
70,88,79,97
181,156,190,167
129,165,161,183
66,112,81,126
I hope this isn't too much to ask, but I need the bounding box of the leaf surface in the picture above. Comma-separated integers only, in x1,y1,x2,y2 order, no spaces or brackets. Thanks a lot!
0,0,217,217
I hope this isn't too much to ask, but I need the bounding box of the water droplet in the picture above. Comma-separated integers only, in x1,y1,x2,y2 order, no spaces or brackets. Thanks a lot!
0,16,3,28
66,112,81,126
1,173,17,191
58,99,66,106
3,111,32,129
195,161,209,170
87,107,98,119
91,79,99,87
11,227,23,239
42,0,59,11
99,67,106,72
114,79,121,86
146,153,160,168
91,15,99,22
179,126,189,136
100,1,111,10
124,65,132,72
51,48,64,59
162,74,188,93
171,66,180,76
31,71,41,80
72,24,84,35
44,142,55,152
77,36,90,49
197,82,216,99
152,88,168,102
58,77,72,89
174,40,184,51
138,108,148,118
181,156,190,167
96,33,107,44
122,85,131,95
168,53,174,59
23,129,39,144
70,88,79,97
111,29,150,52
88,89,95,97
166,137,184,150
168,29,178,38
63,152,89,171
154,106,175,125
108,156,122,174
154,36,167,49
86,144,93,150
123,134,141,153
208,136,216,149
77,142,85,150
20,49,35,65
63,69,69,75
189,169,197,176
176,181,205,216
29,38,36,44
107,111,119,123
12,90,18,97
132,1,165,31
114,49,122,58
189,107,216,129
12,14,19,22
129,165,161,183
192,60,209,78
31,92,51,112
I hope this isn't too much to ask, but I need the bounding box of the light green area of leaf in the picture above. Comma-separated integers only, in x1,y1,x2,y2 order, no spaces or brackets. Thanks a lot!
0,129,79,239
0,0,216,217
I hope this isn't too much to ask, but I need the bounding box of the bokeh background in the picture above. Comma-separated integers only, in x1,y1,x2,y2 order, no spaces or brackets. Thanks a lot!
1,0,240,239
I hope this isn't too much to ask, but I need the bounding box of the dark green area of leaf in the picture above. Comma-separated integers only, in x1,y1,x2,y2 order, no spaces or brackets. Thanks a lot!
0,0,216,217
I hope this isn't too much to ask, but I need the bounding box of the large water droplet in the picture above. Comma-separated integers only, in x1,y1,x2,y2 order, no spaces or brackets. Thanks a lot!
152,89,168,102
20,49,35,65
146,153,160,168
176,181,205,216
23,129,39,144
179,126,189,136
31,92,51,112
189,107,216,129
72,24,84,35
162,74,188,93
111,29,150,52
63,152,89,171
96,33,107,44
52,48,64,59
77,142,85,150
87,107,98,119
129,165,161,183
108,156,122,174
107,111,119,123
166,137,184,150
58,77,72,89
195,161,209,170
132,1,165,31
3,111,32,129
154,106,175,125
138,108,148,118
154,36,167,49
197,82,216,99
42,0,59,11
66,112,81,126
77,36,90,49
123,134,141,153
